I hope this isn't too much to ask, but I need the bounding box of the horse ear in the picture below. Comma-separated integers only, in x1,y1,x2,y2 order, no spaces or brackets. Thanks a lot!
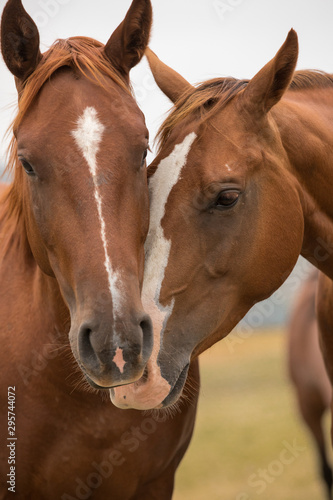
145,48,194,103
242,29,298,114
104,0,152,79
1,0,42,82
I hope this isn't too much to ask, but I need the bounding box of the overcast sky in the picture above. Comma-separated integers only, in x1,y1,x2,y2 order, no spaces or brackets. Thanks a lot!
1,0,333,164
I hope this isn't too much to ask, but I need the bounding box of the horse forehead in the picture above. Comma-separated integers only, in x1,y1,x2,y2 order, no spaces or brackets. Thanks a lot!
17,74,146,147
185,122,259,179
27,67,142,117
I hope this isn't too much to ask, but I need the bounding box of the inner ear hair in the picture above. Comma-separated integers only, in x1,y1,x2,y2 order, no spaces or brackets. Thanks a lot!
1,0,42,82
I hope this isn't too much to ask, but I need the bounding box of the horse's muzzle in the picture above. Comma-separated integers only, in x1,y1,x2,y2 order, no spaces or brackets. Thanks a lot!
74,312,153,388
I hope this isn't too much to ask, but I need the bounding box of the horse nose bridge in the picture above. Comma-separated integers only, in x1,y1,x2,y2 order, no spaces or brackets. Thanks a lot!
72,264,145,326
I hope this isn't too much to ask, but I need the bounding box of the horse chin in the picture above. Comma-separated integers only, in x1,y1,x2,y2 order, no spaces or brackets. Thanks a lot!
109,363,189,410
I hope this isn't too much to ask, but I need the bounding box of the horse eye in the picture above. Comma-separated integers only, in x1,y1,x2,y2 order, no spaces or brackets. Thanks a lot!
20,159,35,176
141,148,148,167
214,191,239,209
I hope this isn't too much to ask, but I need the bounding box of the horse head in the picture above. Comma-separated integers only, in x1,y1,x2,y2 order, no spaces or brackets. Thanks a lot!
1,0,153,390
110,30,306,409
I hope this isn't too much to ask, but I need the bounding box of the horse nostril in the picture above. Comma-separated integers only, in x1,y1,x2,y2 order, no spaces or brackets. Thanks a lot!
139,315,153,360
78,325,99,370
77,314,153,381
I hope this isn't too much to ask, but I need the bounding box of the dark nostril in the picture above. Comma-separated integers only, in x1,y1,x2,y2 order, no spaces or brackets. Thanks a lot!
78,314,153,377
139,315,153,360
140,315,153,341
78,325,99,370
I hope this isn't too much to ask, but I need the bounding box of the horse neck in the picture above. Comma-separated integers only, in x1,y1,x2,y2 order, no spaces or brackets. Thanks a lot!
275,89,333,279
0,184,70,341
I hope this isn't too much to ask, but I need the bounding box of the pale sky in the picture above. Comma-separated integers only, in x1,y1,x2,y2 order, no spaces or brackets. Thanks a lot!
1,0,333,164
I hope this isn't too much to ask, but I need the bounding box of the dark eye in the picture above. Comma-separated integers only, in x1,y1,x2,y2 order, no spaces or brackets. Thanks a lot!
214,191,240,210
20,159,35,176
141,148,148,167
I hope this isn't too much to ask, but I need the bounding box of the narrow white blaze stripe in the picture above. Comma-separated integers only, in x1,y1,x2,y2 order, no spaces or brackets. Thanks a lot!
72,107,122,315
142,132,197,340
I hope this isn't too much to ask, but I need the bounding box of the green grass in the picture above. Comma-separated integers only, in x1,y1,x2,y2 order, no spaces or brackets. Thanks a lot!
173,329,331,500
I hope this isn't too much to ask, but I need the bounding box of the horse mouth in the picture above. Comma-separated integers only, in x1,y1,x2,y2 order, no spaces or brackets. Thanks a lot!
84,374,112,390
80,361,148,391
82,362,189,410
109,362,190,410
84,372,143,391
161,364,189,407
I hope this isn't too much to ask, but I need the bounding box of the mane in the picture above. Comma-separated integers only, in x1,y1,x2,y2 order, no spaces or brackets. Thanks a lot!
156,69,333,153
290,69,333,90
1,37,132,242
156,78,248,151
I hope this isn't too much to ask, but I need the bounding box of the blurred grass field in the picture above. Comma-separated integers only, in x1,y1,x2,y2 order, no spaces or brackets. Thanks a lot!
173,329,331,500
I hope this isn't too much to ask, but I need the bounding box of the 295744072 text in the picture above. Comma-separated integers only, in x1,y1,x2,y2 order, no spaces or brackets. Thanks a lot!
7,387,16,493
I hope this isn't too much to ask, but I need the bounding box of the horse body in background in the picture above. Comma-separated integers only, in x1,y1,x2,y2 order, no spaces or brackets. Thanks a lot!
0,1,197,498
288,270,332,499
109,30,333,418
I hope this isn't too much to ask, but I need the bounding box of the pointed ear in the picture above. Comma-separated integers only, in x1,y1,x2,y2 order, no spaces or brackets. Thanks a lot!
242,29,298,114
104,0,152,80
1,0,42,82
145,48,194,103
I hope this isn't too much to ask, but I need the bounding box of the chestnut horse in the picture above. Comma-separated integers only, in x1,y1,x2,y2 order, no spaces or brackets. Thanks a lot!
288,271,332,499
109,29,333,417
0,1,198,498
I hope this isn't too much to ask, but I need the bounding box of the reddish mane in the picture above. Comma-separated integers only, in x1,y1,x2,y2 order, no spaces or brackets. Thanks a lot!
153,69,333,161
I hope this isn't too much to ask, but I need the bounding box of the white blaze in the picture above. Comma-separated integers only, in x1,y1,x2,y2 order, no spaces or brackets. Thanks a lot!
142,132,197,348
72,107,122,315
110,133,197,409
